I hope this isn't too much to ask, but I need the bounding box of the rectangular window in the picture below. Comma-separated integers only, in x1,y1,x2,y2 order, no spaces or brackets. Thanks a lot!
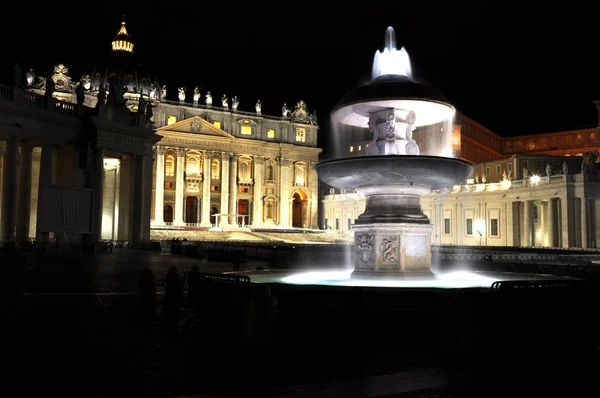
496,165,501,173
167,116,177,125
241,125,252,135
444,218,451,234
165,182,173,189
325,218,328,229
485,166,490,175
466,218,473,235
348,219,352,230
508,163,512,172
213,121,221,129
211,185,219,192
295,127,306,142
358,145,361,151
490,219,499,236
335,219,340,230
239,187,248,193
349,146,354,152
267,129,275,138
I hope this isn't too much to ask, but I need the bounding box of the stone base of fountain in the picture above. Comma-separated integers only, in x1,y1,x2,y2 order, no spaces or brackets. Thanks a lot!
352,222,433,277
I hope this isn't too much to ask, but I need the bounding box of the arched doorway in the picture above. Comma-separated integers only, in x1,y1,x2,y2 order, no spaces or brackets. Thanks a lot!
185,197,198,223
163,205,173,223
292,192,304,228
210,206,219,225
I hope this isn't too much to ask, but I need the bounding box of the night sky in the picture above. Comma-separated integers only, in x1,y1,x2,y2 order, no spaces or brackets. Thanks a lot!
3,3,600,157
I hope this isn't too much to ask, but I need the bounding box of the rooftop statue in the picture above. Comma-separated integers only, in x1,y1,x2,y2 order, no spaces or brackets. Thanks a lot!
193,86,201,103
160,85,167,101
255,100,261,114
282,103,290,117
26,68,35,86
178,86,186,102
232,96,239,111
149,84,158,100
205,91,213,106
221,94,228,109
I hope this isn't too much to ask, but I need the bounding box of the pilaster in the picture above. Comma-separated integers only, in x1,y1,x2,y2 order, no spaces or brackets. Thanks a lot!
220,152,231,225
16,142,33,239
1,136,19,242
278,157,291,227
35,143,54,242
252,155,264,227
200,150,212,227
154,146,166,225
174,147,186,226
228,154,239,226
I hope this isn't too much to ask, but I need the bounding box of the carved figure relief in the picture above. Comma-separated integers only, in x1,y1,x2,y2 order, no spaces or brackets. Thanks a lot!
356,233,375,265
289,100,317,125
51,63,73,92
380,235,398,264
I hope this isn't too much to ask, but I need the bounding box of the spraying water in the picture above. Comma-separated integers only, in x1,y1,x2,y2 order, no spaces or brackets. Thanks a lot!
372,26,413,80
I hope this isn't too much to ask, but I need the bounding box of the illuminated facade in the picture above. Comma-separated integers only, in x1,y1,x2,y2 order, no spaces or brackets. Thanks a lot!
321,113,600,248
0,17,321,244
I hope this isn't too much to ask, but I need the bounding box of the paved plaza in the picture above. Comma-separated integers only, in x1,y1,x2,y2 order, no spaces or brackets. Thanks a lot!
1,249,598,397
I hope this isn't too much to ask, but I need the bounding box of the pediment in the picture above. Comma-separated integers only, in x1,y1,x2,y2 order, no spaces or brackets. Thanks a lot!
157,116,233,138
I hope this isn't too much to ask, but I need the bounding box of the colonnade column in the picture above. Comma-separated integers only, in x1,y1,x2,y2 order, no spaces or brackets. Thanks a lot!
547,198,557,247
0,146,4,227
154,146,165,225
92,148,105,242
278,157,291,227
581,197,588,248
16,142,33,239
1,136,19,243
35,143,54,242
200,150,212,227
220,152,230,226
522,200,533,247
252,155,264,227
228,154,239,226
174,148,186,226
131,153,145,243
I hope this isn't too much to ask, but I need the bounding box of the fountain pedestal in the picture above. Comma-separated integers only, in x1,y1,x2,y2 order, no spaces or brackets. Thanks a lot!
353,222,433,276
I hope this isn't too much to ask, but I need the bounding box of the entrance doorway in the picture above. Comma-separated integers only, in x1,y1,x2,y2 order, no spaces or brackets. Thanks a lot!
292,192,303,228
185,197,198,223
237,200,249,226
163,204,173,223
210,206,219,225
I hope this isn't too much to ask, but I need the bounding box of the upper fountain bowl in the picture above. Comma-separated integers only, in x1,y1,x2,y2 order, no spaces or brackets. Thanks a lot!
332,73,455,129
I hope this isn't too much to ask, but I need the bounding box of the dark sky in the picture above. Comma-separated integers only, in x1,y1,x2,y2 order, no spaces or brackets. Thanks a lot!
4,2,600,156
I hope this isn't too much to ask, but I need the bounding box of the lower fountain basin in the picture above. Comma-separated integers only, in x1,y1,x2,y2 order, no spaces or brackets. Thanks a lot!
316,155,473,191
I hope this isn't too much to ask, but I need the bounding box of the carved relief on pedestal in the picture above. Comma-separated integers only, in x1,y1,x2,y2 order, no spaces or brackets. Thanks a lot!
379,235,398,265
355,233,375,267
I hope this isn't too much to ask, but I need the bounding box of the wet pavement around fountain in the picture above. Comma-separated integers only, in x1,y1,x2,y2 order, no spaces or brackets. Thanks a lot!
1,249,598,397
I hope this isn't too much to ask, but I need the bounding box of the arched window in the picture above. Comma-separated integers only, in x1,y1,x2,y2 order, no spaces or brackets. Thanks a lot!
266,164,274,181
211,159,220,179
165,155,175,177
186,156,199,175
294,164,306,186
239,162,249,179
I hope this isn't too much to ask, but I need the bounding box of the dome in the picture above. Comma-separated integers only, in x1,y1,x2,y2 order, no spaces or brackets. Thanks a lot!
82,15,161,101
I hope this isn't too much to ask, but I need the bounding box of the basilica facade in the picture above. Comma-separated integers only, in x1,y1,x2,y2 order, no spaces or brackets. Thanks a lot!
0,16,321,244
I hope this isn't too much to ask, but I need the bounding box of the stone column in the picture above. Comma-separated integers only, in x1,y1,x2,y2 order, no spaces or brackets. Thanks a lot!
560,197,572,248
154,146,166,225
200,150,212,227
16,143,33,239
581,197,588,248
0,147,4,227
228,154,239,226
92,148,105,242
35,143,54,242
220,152,230,225
174,148,186,226
131,154,145,243
1,136,19,243
117,155,132,241
523,200,533,247
547,198,557,247
278,157,291,227
252,155,264,227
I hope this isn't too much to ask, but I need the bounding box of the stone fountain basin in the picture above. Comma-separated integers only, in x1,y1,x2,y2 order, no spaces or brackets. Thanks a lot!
316,155,473,191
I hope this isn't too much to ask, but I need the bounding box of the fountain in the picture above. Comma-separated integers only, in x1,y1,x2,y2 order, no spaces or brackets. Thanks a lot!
316,26,472,277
